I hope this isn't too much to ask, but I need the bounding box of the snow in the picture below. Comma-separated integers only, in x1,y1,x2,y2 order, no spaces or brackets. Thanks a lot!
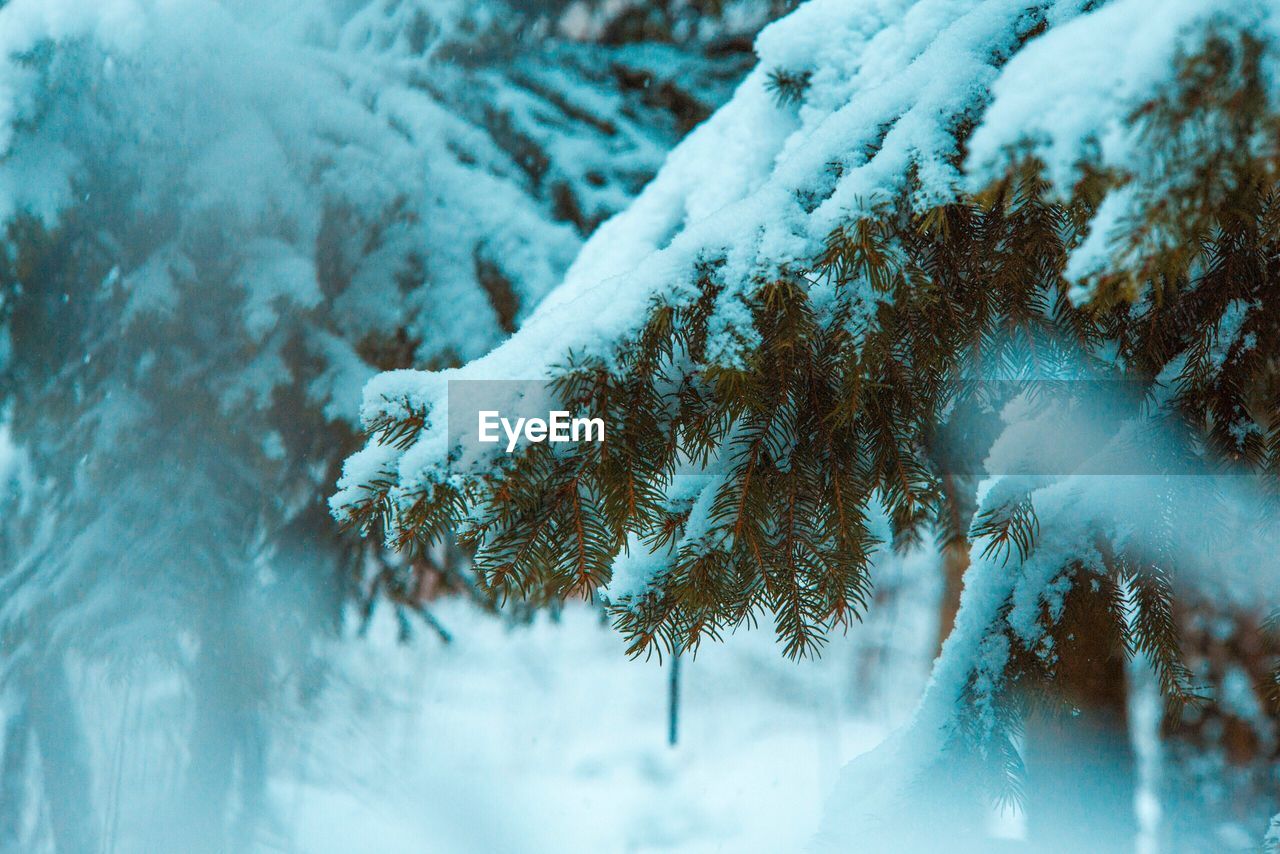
606,474,717,603
339,0,1280,521
327,5,1280,835
1,0,1275,848
0,0,660,439
826,467,1280,844
1061,186,1138,304
292,603,907,853
968,0,1280,300
967,0,1243,189
0,6,787,849
59,590,937,853
339,0,1057,512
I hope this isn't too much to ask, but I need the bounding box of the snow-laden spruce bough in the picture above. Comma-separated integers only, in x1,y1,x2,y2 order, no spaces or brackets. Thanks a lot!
336,0,1280,846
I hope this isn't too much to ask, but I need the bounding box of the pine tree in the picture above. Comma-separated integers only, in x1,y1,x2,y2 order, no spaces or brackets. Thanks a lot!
0,0,776,849
338,0,1280,845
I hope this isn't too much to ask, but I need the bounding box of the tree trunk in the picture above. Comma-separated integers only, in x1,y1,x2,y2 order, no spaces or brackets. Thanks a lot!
27,652,99,854
1160,603,1278,850
1022,580,1138,852
0,692,33,850
175,604,271,853
936,541,969,652
936,472,978,652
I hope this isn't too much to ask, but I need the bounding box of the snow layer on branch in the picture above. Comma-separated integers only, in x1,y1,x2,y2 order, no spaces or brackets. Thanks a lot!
967,0,1277,190
819,403,1280,846
337,0,1280,518
819,471,1280,845
967,0,1280,303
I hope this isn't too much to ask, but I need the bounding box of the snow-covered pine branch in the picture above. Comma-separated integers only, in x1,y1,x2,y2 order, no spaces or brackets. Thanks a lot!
337,0,1280,833
340,0,1280,510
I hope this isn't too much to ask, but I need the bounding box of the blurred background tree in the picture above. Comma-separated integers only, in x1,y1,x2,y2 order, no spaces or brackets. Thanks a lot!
0,1,786,849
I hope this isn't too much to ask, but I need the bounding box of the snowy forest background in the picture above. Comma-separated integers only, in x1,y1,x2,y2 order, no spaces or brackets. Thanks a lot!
0,0,1278,852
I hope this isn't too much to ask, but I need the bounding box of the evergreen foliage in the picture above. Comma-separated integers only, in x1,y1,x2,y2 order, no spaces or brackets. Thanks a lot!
0,0,778,848
340,0,1280,814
